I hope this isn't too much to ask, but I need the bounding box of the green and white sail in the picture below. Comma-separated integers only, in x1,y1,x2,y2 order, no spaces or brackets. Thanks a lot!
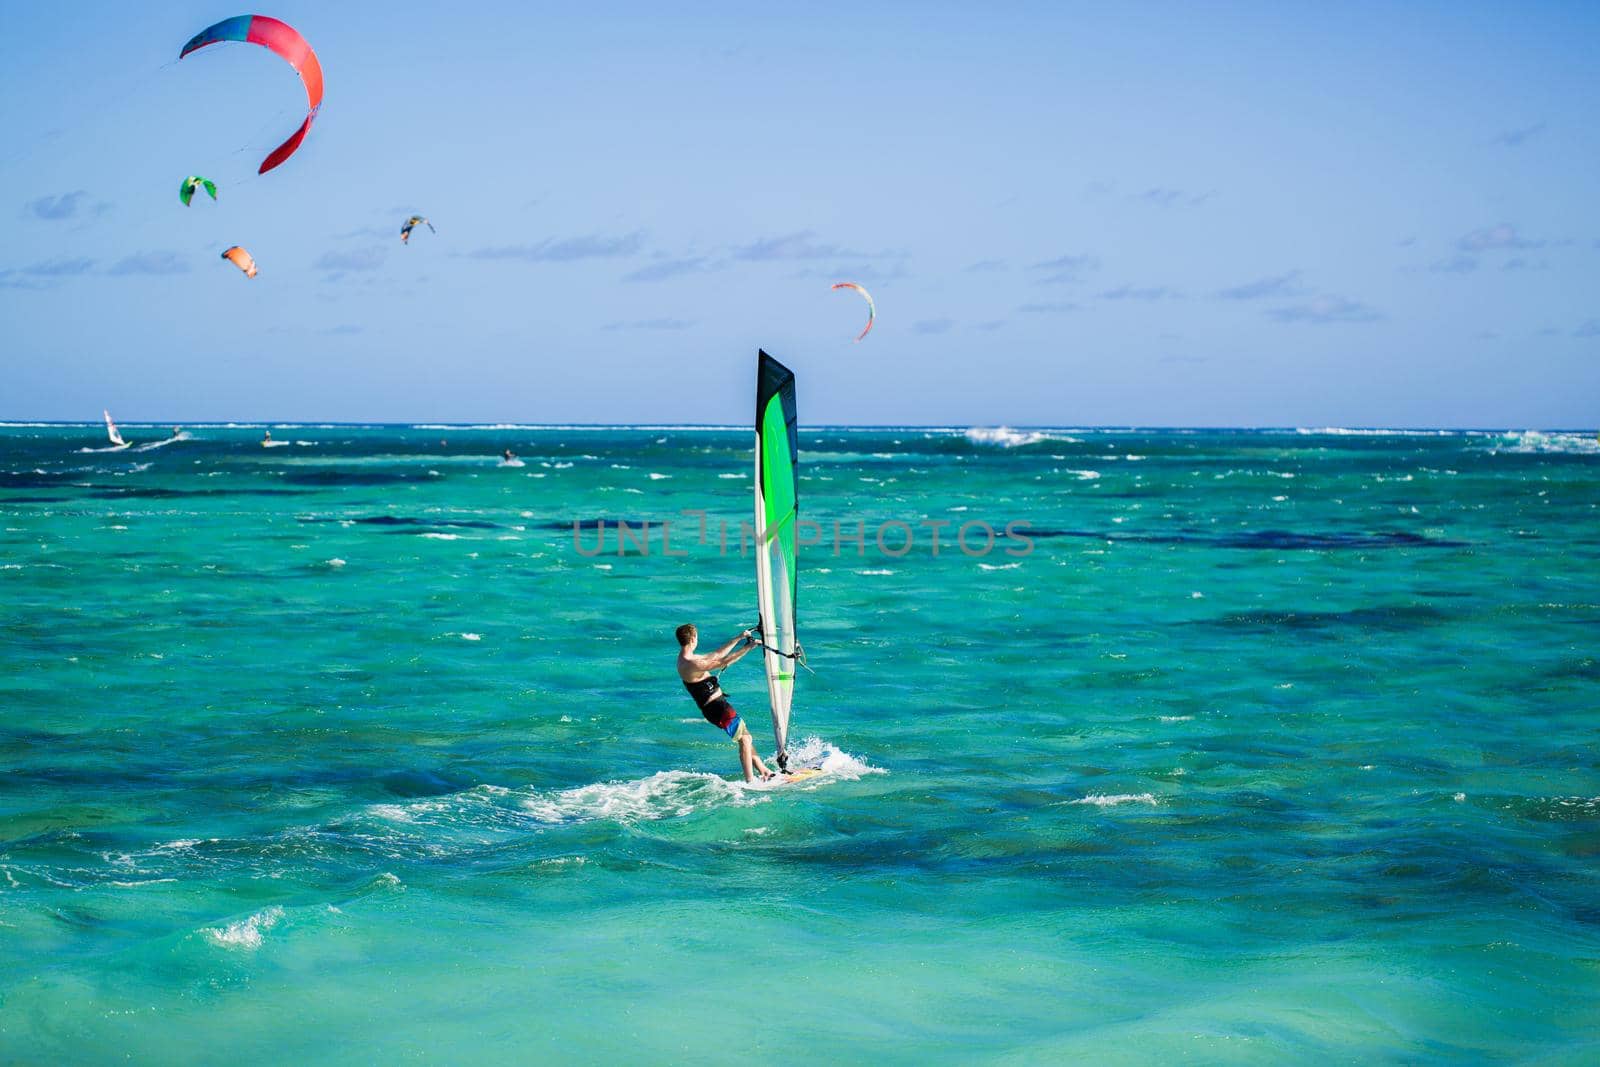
754,350,799,771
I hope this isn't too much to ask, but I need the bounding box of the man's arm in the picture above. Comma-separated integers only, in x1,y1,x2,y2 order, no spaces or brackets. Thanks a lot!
707,630,748,662
718,640,756,670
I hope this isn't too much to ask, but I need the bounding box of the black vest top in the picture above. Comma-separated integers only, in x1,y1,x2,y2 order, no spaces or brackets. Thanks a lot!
682,675,723,711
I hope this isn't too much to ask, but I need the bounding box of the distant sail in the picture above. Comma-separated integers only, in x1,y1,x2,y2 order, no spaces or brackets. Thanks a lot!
754,350,800,770
103,410,127,447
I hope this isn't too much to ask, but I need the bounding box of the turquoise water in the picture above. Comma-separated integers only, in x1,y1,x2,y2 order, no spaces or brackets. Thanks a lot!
2,423,1598,1064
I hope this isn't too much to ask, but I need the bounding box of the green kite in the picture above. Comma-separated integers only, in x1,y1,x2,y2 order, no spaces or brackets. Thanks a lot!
179,176,218,207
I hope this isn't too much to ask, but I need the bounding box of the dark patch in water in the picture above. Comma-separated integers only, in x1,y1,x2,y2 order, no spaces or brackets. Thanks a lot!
379,768,476,798
1005,526,1468,549
1545,657,1600,681
1498,795,1600,823
84,487,309,499
280,470,432,486
52,907,105,929
0,472,84,489
5,486,309,501
537,518,1461,553
1201,603,1449,633
1219,529,1469,550
533,518,657,532
0,728,73,748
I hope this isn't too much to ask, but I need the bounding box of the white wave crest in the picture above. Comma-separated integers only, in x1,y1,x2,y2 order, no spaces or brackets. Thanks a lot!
965,426,1057,448
1069,792,1158,807
1487,430,1600,455
776,736,883,781
520,770,747,823
357,740,881,838
203,906,284,950
134,432,190,451
514,739,879,821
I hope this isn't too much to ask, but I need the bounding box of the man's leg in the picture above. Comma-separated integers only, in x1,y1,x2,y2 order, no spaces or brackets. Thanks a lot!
735,729,771,782
737,734,757,782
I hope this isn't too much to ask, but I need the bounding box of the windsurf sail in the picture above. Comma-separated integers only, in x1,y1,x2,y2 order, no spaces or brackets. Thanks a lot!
754,350,800,771
103,410,127,447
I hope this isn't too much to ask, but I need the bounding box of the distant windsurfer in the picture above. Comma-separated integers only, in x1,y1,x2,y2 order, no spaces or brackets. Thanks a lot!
103,410,130,450
676,623,773,782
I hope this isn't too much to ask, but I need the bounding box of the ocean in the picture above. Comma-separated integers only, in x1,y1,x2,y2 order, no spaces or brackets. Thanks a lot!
2,423,1597,1063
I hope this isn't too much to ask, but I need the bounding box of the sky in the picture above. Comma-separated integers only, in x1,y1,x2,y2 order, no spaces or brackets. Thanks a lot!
1,1,1597,427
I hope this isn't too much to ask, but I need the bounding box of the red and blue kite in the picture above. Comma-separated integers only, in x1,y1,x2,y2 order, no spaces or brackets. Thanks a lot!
179,15,323,175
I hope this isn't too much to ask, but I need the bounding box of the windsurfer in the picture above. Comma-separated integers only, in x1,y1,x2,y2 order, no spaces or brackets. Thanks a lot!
675,623,773,782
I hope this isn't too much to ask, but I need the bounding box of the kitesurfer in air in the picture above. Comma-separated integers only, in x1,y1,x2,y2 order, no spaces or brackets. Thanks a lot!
676,623,773,782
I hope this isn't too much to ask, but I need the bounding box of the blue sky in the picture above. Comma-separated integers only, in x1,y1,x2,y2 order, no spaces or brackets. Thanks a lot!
2,2,1596,426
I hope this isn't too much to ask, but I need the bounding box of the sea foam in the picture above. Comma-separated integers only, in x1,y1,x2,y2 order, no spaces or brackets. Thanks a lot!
203,906,285,950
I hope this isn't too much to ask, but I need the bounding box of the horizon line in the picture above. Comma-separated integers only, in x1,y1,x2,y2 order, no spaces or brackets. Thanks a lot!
2,420,1597,435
